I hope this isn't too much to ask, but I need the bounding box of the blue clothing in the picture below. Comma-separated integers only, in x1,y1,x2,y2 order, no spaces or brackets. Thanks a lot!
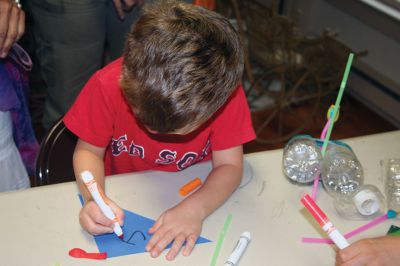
0,44,39,176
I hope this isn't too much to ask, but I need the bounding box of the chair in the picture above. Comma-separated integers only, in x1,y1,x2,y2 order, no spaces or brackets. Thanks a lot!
35,118,77,186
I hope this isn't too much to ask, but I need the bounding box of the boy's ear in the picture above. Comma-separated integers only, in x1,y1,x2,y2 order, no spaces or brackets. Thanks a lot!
130,106,138,114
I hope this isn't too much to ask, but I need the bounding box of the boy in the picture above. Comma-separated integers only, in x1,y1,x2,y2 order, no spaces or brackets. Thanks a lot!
64,0,255,261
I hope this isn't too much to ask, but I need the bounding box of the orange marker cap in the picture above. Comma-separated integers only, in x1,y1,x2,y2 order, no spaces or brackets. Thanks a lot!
179,177,202,196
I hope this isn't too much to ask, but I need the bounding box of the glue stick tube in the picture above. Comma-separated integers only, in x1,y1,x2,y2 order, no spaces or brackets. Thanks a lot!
301,193,349,249
179,177,202,196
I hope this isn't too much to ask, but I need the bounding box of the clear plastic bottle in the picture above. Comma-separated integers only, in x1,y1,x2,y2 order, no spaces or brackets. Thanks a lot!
385,158,400,212
333,184,386,220
282,135,322,184
321,143,363,199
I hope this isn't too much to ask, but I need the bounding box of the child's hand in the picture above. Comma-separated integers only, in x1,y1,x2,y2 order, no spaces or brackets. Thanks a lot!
79,198,124,235
146,203,203,260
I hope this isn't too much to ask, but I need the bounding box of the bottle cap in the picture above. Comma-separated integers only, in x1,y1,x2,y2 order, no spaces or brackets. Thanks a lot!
387,209,397,219
352,189,380,216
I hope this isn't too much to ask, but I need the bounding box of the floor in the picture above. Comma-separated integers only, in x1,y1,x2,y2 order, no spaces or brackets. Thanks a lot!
243,94,397,154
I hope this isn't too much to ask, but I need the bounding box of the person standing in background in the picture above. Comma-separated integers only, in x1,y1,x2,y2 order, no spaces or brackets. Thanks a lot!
27,0,148,130
1,0,39,191
27,0,193,130
0,0,25,58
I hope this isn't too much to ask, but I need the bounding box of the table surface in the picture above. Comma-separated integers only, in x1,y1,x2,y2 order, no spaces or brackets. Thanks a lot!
0,130,399,266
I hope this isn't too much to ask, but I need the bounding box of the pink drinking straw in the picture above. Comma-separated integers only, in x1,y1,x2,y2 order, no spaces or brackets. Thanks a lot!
302,213,389,245
320,119,331,141
310,119,331,201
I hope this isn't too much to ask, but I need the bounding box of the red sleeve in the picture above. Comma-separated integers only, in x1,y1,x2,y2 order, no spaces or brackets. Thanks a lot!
210,85,256,150
63,73,119,147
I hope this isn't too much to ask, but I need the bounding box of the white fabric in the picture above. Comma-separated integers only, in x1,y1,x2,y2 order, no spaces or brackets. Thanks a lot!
0,111,30,192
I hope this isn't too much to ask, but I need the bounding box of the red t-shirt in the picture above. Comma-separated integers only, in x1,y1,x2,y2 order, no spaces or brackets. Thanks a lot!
64,58,255,176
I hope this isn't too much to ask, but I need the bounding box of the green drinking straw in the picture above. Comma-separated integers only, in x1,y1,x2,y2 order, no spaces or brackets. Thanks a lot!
321,53,354,156
210,213,232,266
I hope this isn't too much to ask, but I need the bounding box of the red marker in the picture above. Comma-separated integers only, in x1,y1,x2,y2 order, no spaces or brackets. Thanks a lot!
301,194,349,249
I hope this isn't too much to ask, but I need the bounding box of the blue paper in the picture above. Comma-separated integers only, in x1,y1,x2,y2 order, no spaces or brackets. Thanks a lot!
78,195,211,258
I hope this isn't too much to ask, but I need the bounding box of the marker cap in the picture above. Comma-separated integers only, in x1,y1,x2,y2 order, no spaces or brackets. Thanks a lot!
352,189,380,215
241,231,251,241
81,171,94,183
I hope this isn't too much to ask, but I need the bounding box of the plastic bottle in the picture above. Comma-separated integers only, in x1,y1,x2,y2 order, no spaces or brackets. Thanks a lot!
321,143,363,199
385,158,400,212
333,184,386,220
282,135,322,184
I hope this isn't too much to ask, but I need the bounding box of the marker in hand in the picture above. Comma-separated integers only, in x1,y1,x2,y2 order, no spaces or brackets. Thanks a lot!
80,171,124,239
224,232,251,266
301,193,349,249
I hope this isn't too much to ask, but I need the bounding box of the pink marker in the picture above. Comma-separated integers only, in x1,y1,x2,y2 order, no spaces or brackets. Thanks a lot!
301,194,349,249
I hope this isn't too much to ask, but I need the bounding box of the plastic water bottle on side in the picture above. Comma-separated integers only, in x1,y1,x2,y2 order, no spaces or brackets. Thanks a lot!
333,184,386,220
385,158,400,212
282,135,322,184
321,143,363,199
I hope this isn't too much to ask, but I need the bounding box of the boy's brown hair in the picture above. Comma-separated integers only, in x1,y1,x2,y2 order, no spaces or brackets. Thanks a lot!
121,0,243,133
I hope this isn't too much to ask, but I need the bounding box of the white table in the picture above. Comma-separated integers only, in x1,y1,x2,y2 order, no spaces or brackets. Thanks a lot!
0,131,399,266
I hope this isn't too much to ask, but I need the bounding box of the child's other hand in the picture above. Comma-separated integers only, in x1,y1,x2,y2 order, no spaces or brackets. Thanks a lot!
79,199,125,235
146,204,203,260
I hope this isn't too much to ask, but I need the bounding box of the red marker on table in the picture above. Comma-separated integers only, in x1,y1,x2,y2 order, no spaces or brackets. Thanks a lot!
301,193,349,249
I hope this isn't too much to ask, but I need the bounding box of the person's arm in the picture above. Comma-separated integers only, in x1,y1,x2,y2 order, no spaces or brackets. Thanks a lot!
0,0,25,58
112,0,144,20
73,139,124,235
336,236,400,266
146,145,243,260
